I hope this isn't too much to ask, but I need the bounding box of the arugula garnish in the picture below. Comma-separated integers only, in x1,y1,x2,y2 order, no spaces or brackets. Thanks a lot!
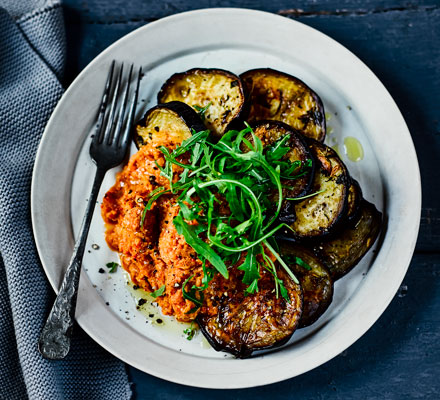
106,262,119,273
142,123,315,310
193,102,212,120
174,214,228,279
183,322,196,340
150,285,166,298
182,275,204,314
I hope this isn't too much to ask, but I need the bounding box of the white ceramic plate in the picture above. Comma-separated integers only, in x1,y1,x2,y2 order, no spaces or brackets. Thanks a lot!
32,8,421,388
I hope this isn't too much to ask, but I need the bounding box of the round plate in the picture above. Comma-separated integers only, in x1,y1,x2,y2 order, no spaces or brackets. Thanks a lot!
31,8,421,388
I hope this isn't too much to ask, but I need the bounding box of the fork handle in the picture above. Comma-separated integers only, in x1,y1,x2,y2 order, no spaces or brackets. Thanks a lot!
38,166,107,360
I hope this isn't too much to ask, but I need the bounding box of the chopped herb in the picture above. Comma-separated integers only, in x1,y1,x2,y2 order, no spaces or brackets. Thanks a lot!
193,102,212,120
283,254,312,271
183,322,197,340
150,284,166,298
182,275,204,313
106,262,119,273
285,189,326,201
295,256,312,271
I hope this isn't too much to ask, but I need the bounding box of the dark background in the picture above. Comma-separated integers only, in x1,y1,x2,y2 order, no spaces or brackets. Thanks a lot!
62,1,439,398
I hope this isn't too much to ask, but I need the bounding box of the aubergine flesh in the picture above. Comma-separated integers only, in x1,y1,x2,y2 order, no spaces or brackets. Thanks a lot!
288,140,349,239
240,68,326,142
158,68,245,137
133,101,206,149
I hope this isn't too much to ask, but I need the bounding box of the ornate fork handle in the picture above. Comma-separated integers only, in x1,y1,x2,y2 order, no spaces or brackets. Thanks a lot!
38,167,106,359
38,62,141,360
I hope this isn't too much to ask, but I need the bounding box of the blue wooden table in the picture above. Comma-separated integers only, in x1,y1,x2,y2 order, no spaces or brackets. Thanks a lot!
62,1,440,398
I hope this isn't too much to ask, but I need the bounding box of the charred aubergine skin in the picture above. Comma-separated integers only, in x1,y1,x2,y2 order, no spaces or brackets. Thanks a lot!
313,199,382,280
133,101,206,149
158,68,245,137
240,68,326,142
197,267,303,358
346,179,363,224
288,140,350,239
280,243,333,328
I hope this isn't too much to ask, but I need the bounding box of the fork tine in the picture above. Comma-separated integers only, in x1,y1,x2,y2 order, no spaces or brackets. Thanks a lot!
113,63,133,146
93,60,115,144
119,66,142,149
102,63,123,145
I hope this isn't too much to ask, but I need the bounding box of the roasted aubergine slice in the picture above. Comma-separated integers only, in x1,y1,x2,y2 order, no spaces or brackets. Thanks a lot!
240,68,326,142
158,68,245,137
197,266,302,358
288,140,350,239
313,199,382,280
133,101,206,149
280,243,333,328
250,121,315,210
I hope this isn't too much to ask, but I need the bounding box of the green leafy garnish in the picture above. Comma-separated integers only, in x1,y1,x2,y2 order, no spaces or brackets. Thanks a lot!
237,244,261,292
140,186,167,228
183,322,197,340
295,256,312,271
106,262,119,273
283,255,312,271
285,189,326,201
182,275,204,313
174,214,228,279
193,102,212,120
143,123,312,306
150,285,166,298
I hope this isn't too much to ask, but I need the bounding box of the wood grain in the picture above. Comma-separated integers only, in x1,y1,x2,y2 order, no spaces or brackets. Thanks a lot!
63,0,439,22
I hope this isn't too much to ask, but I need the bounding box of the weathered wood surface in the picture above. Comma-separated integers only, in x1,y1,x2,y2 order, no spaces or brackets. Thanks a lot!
61,1,440,398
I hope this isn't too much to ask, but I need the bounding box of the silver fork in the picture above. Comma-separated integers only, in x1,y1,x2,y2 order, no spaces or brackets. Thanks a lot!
38,61,142,360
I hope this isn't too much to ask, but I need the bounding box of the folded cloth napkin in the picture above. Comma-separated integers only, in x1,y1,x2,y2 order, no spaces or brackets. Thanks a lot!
0,1,132,399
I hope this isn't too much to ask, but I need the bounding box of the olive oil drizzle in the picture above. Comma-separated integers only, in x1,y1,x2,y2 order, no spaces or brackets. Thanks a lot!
343,137,364,162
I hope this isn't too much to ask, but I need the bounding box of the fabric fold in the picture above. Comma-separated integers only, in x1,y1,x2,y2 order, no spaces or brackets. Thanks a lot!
0,2,132,399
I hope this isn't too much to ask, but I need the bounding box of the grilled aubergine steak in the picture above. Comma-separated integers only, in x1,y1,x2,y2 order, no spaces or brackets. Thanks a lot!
288,140,350,239
280,243,333,328
197,266,303,358
133,101,206,149
240,68,326,142
158,68,245,137
313,199,382,280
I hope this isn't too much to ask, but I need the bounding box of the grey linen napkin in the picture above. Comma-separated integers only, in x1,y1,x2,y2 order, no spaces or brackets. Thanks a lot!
0,1,132,399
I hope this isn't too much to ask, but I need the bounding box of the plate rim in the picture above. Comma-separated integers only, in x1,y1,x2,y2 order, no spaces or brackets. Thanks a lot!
31,7,421,388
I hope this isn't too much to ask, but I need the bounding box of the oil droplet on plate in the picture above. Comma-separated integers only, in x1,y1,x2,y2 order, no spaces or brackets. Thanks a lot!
343,137,364,162
200,336,211,349
123,272,198,337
